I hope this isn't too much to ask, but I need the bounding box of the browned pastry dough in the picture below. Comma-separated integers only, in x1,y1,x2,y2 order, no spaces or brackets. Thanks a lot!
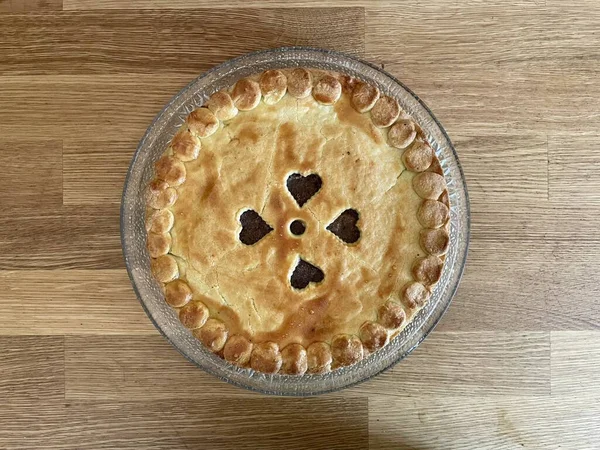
171,130,201,162
250,342,282,374
378,301,406,329
351,81,380,113
146,179,177,210
417,200,449,228
145,68,450,375
164,279,193,308
413,255,444,286
402,281,430,309
280,343,308,375
223,335,253,365
179,301,209,329
147,232,171,257
403,141,433,172
313,75,342,105
207,91,238,121
187,108,219,138
146,209,174,234
413,172,447,200
232,78,261,111
287,68,312,98
307,342,333,374
420,228,450,256
331,334,364,368
260,69,287,105
194,318,228,352
359,321,389,352
388,120,416,149
150,254,178,283
371,95,400,127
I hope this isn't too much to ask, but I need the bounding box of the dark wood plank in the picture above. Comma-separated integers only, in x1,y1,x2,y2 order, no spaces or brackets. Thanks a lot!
65,333,549,400
0,0,62,13
0,336,64,405
63,140,134,205
0,204,121,269
0,140,63,207
0,398,368,449
0,270,155,334
0,8,365,75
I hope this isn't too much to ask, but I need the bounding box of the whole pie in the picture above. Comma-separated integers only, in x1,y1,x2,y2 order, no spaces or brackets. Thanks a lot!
146,68,450,375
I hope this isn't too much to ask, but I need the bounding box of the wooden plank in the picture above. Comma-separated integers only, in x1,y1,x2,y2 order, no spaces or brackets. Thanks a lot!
0,270,155,334
65,332,550,400
63,140,135,205
0,74,188,141
0,8,364,75
0,0,62,12
551,331,600,396
0,336,64,405
0,140,63,207
455,131,548,203
63,0,398,9
0,398,368,450
369,396,600,450
549,134,600,203
438,240,551,332
366,6,600,134
0,204,121,269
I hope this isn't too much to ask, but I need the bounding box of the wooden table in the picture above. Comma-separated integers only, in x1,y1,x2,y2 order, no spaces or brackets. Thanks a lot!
1,1,599,448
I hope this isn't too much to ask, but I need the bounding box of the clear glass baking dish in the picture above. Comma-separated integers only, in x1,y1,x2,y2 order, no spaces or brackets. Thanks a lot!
121,47,470,396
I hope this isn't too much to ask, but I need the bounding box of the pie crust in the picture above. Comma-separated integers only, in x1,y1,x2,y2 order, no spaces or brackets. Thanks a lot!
146,68,450,375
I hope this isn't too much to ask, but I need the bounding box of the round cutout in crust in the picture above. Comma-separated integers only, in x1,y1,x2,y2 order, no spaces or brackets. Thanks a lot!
145,68,449,375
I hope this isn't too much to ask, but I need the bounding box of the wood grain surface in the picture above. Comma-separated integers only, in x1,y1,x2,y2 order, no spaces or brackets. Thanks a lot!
1,1,599,449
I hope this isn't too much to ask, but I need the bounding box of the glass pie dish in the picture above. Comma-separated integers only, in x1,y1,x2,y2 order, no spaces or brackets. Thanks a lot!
121,47,470,396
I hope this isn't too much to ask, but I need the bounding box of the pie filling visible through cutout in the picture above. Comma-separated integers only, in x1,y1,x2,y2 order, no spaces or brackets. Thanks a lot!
146,68,450,375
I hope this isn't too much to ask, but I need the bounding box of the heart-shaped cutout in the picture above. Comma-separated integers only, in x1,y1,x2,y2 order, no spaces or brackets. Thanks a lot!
239,209,273,245
326,209,360,244
286,173,322,207
290,258,324,289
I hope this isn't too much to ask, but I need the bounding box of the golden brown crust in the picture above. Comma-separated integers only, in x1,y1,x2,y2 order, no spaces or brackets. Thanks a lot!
313,75,342,105
250,342,282,374
287,68,312,98
260,69,287,105
164,279,193,308
307,342,333,374
331,335,364,368
403,141,433,172
401,281,430,309
232,78,261,111
359,321,389,352
146,209,174,234
194,318,227,352
388,120,417,149
187,108,219,138
147,232,171,258
150,254,178,283
171,130,201,162
207,91,238,121
146,179,177,210
223,335,253,366
417,200,449,228
378,301,406,329
179,301,209,329
413,255,444,286
145,68,450,375
371,95,400,128
351,81,380,113
413,172,447,200
280,343,308,375
420,228,450,255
